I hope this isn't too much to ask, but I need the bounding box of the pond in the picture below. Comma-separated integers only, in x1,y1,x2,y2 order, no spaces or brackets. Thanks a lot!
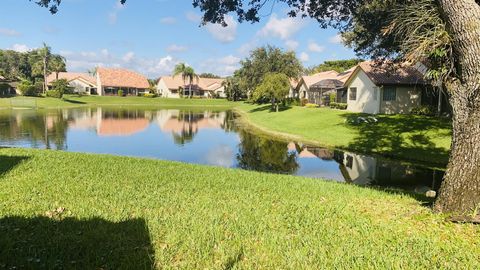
0,107,444,193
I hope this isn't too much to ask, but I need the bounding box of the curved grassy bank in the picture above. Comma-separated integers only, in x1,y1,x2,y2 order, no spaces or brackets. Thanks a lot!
0,148,478,269
235,103,452,165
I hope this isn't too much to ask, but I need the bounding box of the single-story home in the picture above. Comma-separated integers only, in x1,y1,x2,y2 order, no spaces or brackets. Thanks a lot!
0,75,19,96
343,61,426,114
157,76,225,98
46,72,97,95
96,67,150,96
294,69,353,106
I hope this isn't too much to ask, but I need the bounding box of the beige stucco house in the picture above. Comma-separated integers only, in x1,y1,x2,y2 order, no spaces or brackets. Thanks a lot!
343,62,426,114
46,72,97,95
157,76,225,98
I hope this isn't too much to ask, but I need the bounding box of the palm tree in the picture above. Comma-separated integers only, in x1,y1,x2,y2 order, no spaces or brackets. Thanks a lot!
49,55,66,80
87,67,98,77
37,43,52,94
172,63,199,98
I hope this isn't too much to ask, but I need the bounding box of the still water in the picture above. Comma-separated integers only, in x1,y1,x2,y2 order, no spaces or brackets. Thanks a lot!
0,107,444,192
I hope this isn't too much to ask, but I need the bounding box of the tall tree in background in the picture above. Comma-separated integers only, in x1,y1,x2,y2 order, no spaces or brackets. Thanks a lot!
236,46,302,98
49,55,66,80
32,43,52,93
306,59,363,75
173,63,199,99
253,73,291,112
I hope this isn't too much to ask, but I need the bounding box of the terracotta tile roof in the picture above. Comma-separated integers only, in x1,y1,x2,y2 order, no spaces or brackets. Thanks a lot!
97,67,149,89
98,118,149,136
356,61,426,85
46,72,96,86
161,76,224,91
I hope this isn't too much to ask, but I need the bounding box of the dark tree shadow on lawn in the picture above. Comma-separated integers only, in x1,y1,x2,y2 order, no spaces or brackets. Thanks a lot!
62,98,86,104
247,104,292,113
0,155,30,178
0,216,155,269
340,112,452,166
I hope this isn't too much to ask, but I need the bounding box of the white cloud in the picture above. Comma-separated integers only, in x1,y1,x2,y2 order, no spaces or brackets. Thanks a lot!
160,17,177,24
285,40,299,51
62,49,181,78
205,15,237,43
166,44,188,53
205,145,234,167
200,54,241,77
122,51,135,62
10,44,31,52
186,11,201,23
258,14,305,40
329,34,343,44
218,55,240,65
308,42,325,53
0,28,20,37
299,52,310,62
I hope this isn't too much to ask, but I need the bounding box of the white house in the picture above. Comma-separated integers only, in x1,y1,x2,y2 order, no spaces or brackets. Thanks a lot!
46,72,97,95
343,61,426,114
157,76,225,98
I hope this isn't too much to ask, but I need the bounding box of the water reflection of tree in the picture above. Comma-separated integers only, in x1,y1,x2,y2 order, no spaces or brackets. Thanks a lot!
171,111,204,145
236,130,299,174
221,110,237,133
0,110,68,150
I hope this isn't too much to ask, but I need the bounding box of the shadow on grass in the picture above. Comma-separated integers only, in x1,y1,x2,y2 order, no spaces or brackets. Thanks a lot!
0,155,29,177
0,216,155,269
62,98,87,104
247,104,292,113
340,112,451,166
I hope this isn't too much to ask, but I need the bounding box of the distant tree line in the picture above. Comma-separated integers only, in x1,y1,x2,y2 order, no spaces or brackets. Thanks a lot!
305,59,363,75
0,45,66,82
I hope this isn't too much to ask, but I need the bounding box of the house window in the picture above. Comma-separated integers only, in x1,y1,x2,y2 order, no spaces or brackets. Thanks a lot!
383,86,396,101
349,87,357,101
346,155,353,169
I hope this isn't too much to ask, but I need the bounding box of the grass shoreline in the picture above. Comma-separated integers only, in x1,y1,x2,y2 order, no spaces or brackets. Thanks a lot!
0,147,478,268
235,103,451,166
1,96,451,165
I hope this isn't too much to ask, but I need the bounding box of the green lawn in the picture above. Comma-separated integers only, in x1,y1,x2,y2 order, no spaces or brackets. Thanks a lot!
0,96,452,164
0,95,235,109
236,103,452,165
0,148,478,269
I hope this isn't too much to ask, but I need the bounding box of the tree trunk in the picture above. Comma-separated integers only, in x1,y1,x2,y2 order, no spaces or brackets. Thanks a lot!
434,0,480,221
437,84,443,117
43,57,48,94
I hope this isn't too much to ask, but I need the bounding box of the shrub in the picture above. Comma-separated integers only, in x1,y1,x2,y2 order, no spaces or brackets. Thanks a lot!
330,102,347,110
411,105,436,116
305,103,318,108
300,98,308,106
46,90,63,98
51,79,69,97
118,90,124,97
329,93,336,104
143,93,157,98
18,80,38,97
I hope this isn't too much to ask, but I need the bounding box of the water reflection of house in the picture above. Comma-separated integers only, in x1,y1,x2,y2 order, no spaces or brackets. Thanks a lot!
156,110,226,134
335,151,443,189
69,108,150,136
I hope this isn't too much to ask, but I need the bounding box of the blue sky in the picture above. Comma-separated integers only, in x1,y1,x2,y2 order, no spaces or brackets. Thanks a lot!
0,0,356,78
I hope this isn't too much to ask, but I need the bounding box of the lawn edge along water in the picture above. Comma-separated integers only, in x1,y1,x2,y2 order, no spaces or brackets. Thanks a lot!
234,104,451,168
0,147,478,269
